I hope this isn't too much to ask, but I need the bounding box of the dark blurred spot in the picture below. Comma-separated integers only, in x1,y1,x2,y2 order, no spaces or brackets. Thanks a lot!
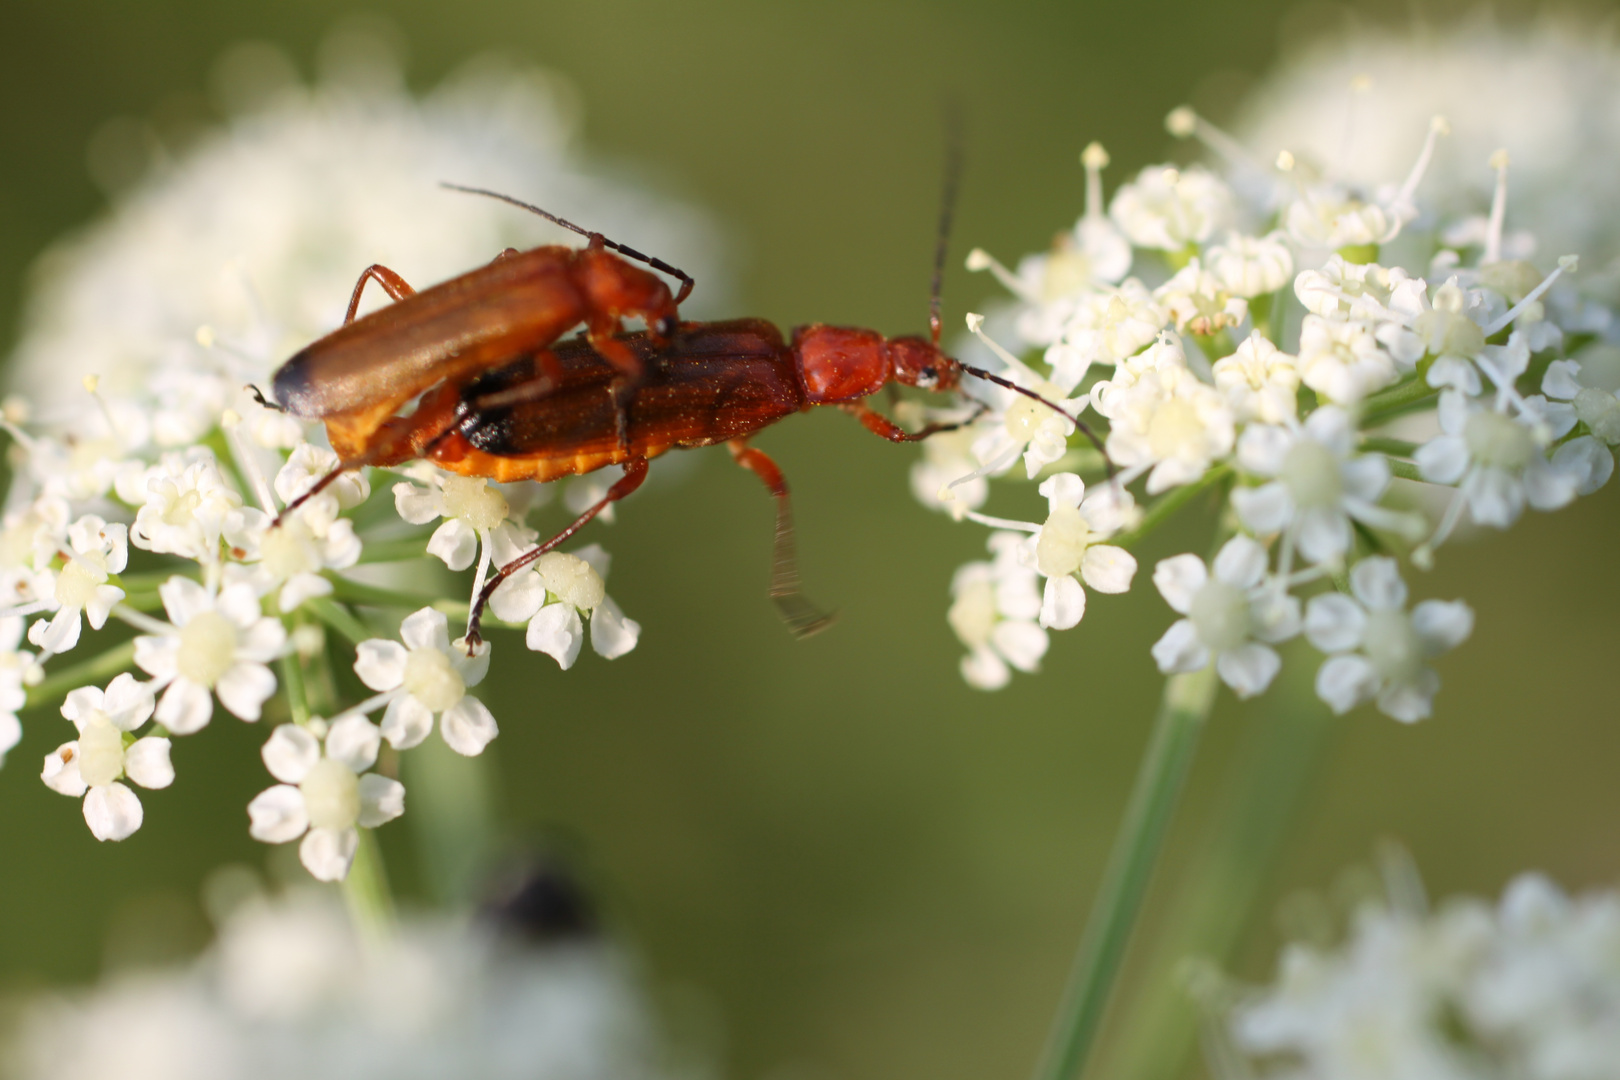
480,857,597,944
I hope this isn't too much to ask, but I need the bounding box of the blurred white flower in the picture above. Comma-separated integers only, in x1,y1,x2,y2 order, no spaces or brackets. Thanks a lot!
394,473,513,572
8,884,682,1080
1235,16,1620,299
1303,557,1471,722
1151,536,1300,698
1226,866,1620,1080
948,531,1048,690
247,717,404,881
1231,406,1419,567
0,617,32,767
1211,332,1300,424
1109,164,1235,252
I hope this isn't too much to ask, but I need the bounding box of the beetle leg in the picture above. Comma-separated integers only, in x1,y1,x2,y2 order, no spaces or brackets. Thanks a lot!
728,440,836,639
838,400,989,442
587,319,645,452
343,264,418,325
465,457,651,649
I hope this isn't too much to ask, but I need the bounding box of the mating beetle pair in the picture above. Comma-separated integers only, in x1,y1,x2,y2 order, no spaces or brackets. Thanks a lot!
267,186,1085,645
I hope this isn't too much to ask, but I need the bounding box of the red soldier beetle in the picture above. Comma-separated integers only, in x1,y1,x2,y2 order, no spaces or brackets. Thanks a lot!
264,174,1107,648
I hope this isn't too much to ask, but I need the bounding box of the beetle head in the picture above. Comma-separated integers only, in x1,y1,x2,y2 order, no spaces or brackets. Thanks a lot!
885,335,961,393
575,247,680,340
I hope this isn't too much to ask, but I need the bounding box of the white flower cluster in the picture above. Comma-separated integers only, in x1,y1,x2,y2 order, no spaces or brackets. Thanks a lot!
937,104,1614,722
1218,870,1620,1080
0,38,714,879
6,886,679,1080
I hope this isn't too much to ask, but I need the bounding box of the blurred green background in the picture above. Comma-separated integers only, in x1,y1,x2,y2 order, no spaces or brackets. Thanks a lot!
2,1,1619,1078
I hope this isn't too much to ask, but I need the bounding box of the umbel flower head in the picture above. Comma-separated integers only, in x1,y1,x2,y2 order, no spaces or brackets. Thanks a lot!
0,28,716,880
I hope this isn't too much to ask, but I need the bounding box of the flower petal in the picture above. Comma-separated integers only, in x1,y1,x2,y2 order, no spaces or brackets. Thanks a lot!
426,519,478,571
1415,435,1469,485
391,481,442,525
589,596,640,659
261,723,319,784
353,639,407,691
1231,482,1293,535
1376,668,1440,723
440,696,498,756
1151,619,1209,674
960,646,1010,691
83,782,143,841
1213,535,1268,589
1315,654,1379,715
400,607,449,653
488,570,547,624
1295,507,1351,565
216,662,277,722
1215,643,1281,699
526,603,583,669
357,774,406,828
326,714,381,773
42,742,88,797
1153,555,1207,614
379,694,433,751
1039,575,1086,630
1304,593,1366,653
124,737,174,789
992,621,1048,674
156,678,214,735
158,576,212,627
300,827,358,881
1411,599,1473,654
1080,545,1137,594
1348,556,1407,611
247,784,308,842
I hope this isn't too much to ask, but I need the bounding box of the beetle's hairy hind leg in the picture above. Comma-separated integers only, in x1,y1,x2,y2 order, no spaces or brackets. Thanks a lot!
728,439,836,639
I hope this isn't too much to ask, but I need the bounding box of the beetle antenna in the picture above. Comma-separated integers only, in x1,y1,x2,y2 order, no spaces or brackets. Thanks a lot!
958,362,1113,476
930,107,965,348
245,385,284,413
441,182,697,304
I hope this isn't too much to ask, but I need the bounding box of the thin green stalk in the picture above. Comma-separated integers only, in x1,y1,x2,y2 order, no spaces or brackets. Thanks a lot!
1113,466,1232,550
25,641,137,711
343,828,396,943
1033,664,1219,1080
1361,373,1438,426
327,574,440,608
354,537,435,565
305,596,371,646
402,733,498,906
279,653,310,725
1387,458,1423,482
1360,436,1418,458
1090,647,1336,1080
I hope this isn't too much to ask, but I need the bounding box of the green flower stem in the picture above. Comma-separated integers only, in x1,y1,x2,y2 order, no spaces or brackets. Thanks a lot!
326,574,441,608
1033,664,1219,1080
1089,647,1336,1080
344,827,396,943
1360,436,1419,458
1112,465,1233,551
1361,374,1439,425
305,596,371,646
354,537,435,565
279,653,310,726
24,640,137,711
402,733,498,906
1386,458,1424,482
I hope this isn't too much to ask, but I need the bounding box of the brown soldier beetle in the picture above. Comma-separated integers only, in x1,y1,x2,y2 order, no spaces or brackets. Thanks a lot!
262,170,1105,649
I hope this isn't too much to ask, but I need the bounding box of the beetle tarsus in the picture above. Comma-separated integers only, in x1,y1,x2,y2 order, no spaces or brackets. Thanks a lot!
246,385,284,412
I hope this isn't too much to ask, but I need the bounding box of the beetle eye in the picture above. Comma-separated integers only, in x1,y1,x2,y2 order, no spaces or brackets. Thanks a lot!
655,315,677,338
